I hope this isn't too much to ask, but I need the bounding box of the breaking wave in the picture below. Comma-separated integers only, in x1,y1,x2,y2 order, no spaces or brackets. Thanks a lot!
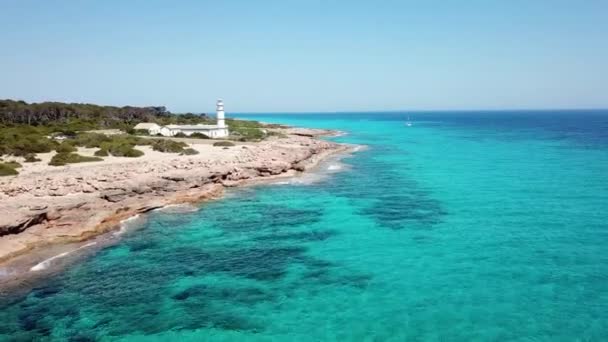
30,242,97,272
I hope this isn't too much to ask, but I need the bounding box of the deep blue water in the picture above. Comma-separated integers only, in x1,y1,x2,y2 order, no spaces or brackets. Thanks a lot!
1,110,607,341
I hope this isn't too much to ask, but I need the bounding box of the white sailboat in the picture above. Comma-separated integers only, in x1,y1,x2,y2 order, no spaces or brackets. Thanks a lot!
406,116,412,127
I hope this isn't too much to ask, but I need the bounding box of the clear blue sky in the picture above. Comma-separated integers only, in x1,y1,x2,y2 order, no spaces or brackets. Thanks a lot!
1,0,607,113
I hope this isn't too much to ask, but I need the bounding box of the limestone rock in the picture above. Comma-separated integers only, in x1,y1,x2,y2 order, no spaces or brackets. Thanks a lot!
101,190,128,203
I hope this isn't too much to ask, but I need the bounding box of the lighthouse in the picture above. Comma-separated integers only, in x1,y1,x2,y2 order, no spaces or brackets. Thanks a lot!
216,99,226,128
134,100,229,138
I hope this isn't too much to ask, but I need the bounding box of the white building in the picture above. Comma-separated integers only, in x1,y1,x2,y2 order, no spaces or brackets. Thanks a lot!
134,100,229,138
133,122,162,135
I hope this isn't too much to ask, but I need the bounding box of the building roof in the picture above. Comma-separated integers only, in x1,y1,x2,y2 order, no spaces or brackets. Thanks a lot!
134,123,161,129
166,124,225,130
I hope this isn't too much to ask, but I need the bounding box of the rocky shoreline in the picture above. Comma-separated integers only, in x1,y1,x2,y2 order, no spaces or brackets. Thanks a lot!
0,127,355,287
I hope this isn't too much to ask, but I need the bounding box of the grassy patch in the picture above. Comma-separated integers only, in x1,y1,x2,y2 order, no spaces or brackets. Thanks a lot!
213,141,235,147
55,141,77,153
266,131,288,138
74,133,112,148
0,126,57,156
0,163,19,176
151,139,187,153
226,119,266,141
180,148,199,155
24,153,41,162
4,161,22,168
87,135,151,158
49,153,103,166
190,132,210,139
100,141,144,157
94,149,109,157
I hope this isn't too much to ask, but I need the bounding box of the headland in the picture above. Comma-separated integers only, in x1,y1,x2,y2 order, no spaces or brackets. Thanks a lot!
0,103,355,288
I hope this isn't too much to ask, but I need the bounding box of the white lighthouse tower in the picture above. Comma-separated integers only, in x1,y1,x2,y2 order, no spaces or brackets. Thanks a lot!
135,99,229,138
216,99,226,128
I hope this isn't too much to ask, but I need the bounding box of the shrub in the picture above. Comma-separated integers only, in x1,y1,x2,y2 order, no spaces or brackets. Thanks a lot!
0,163,19,176
95,135,149,157
152,139,187,153
213,141,235,147
118,146,144,157
1,133,56,156
100,142,144,157
23,153,41,162
4,161,22,168
267,131,288,139
133,129,149,136
56,142,77,153
263,123,290,129
190,132,210,139
129,136,154,145
180,148,199,156
49,152,103,166
58,130,78,138
225,119,265,141
94,149,109,157
74,133,111,148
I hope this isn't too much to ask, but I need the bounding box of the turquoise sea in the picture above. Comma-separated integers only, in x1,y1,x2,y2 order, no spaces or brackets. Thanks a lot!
1,111,608,341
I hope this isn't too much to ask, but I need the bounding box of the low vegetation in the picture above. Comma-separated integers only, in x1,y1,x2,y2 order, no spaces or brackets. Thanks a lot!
4,161,22,169
0,126,57,156
180,148,199,156
0,100,285,163
48,153,102,166
266,131,288,139
0,163,19,176
94,149,109,157
189,132,210,139
99,140,144,157
55,142,77,153
74,133,112,148
71,134,146,158
226,119,266,141
213,141,235,147
23,153,41,162
152,139,188,153
0,99,213,158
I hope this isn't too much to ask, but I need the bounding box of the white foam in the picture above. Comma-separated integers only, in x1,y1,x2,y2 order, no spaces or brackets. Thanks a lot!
327,164,342,171
155,204,181,211
121,214,141,223
30,242,97,272
114,214,141,236
155,203,197,213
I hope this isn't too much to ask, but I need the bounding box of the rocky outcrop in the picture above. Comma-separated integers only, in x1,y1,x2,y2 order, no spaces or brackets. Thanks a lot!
0,211,48,236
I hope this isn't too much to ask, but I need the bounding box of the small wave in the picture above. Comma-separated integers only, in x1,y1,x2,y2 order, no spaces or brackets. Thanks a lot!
114,214,141,236
122,214,141,222
327,164,342,171
155,203,197,213
273,181,290,185
30,242,97,272
155,204,182,211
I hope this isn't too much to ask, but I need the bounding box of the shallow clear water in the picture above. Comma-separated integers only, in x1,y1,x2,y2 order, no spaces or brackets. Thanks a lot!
1,111,608,341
